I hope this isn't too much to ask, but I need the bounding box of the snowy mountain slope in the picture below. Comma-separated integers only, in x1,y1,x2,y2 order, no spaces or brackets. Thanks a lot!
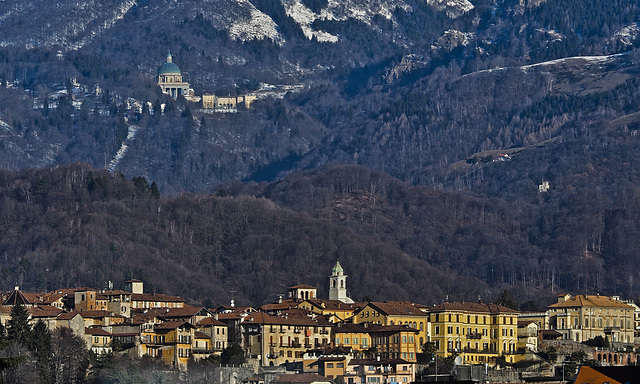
0,0,136,49
282,0,412,42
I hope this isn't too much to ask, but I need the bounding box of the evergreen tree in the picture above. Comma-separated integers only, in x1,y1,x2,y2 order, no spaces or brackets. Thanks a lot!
29,320,52,383
7,303,31,346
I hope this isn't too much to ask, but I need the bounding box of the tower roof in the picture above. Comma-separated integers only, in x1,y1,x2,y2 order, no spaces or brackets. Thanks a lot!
158,54,181,75
332,261,344,274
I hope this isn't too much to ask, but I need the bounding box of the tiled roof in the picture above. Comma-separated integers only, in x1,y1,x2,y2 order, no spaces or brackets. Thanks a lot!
198,317,227,327
272,374,331,384
162,306,210,319
78,310,124,319
289,284,317,290
28,305,63,318
367,301,428,317
261,299,299,311
302,299,360,311
243,312,321,326
429,302,519,314
2,290,31,306
548,295,633,309
85,327,112,336
194,331,210,339
57,311,81,320
131,293,184,302
155,320,194,330
217,313,243,321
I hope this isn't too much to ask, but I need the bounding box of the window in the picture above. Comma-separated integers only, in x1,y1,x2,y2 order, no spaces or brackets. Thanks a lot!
420,322,424,331
447,326,453,334
344,338,349,344
327,363,334,368
362,338,368,347
409,336,414,343
337,363,344,368
435,326,440,335
402,336,407,343
354,338,359,345
336,337,340,344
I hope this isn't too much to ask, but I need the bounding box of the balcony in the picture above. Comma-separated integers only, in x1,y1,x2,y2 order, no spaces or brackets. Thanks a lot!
604,327,621,334
466,333,482,339
320,330,330,335
192,348,217,354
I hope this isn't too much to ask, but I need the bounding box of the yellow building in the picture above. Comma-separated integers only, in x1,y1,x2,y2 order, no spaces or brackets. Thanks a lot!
547,294,635,343
242,312,333,366
352,301,429,352
428,302,519,365
333,323,418,362
296,299,359,323
140,320,196,370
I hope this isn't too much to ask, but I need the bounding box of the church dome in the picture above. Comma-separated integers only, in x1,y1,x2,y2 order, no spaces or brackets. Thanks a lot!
158,54,181,75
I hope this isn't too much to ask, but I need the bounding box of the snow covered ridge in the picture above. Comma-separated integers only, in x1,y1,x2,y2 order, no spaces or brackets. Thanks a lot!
0,0,136,50
282,0,412,43
229,1,284,43
426,0,474,19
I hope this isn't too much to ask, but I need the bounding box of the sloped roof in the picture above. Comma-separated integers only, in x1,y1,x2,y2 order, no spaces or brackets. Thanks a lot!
548,295,633,309
366,301,428,316
57,311,81,320
301,299,359,311
2,290,31,306
162,306,211,319
78,310,124,319
85,327,112,336
198,317,226,327
289,284,317,290
576,366,640,384
194,331,210,339
155,320,194,330
131,292,184,303
243,311,321,326
429,302,519,314
28,305,63,318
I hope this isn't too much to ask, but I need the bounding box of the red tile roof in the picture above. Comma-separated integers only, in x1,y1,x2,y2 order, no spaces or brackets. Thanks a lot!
548,295,633,309
429,302,519,314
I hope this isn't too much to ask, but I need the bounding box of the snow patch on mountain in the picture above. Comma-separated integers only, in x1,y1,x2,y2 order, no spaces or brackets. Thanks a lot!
282,0,412,43
426,0,473,18
610,23,639,49
0,0,136,49
431,29,475,51
229,4,284,43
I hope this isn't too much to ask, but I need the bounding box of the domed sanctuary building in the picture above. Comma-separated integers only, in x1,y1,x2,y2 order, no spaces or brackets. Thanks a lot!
157,54,196,100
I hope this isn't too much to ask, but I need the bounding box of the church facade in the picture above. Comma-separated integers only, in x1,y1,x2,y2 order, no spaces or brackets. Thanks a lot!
157,54,194,99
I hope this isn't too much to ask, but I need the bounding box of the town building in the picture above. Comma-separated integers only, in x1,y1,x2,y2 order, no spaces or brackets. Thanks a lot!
241,311,333,366
427,302,520,364
352,301,428,354
344,358,415,384
547,294,635,343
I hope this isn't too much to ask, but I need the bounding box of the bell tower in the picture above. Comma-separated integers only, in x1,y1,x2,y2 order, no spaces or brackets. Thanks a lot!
329,260,354,303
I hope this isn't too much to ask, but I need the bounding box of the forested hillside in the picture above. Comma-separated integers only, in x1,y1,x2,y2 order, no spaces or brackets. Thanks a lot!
0,164,480,307
1,0,640,305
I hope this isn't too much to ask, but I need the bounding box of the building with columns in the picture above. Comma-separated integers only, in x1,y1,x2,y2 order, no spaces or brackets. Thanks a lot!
157,54,191,99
